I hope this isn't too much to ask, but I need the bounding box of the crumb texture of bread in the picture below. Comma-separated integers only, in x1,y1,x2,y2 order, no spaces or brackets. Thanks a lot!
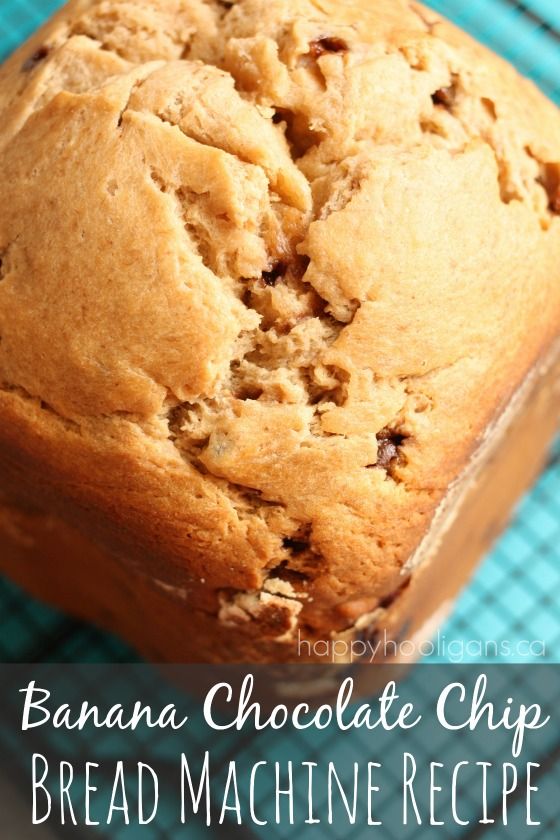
0,0,560,659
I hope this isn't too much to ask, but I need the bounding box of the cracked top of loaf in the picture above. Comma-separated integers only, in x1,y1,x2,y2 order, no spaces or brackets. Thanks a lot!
1,0,560,658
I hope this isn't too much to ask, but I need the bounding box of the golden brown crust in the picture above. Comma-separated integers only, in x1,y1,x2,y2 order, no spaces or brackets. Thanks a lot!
2,338,560,663
1,0,560,660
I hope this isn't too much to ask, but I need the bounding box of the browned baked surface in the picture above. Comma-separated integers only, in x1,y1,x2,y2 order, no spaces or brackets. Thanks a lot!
2,338,559,664
1,0,560,661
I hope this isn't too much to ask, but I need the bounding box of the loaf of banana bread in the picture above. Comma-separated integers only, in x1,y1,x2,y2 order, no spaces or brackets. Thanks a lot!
1,0,559,662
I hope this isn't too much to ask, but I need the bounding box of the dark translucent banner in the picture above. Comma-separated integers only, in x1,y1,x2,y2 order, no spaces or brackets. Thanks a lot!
0,664,558,838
